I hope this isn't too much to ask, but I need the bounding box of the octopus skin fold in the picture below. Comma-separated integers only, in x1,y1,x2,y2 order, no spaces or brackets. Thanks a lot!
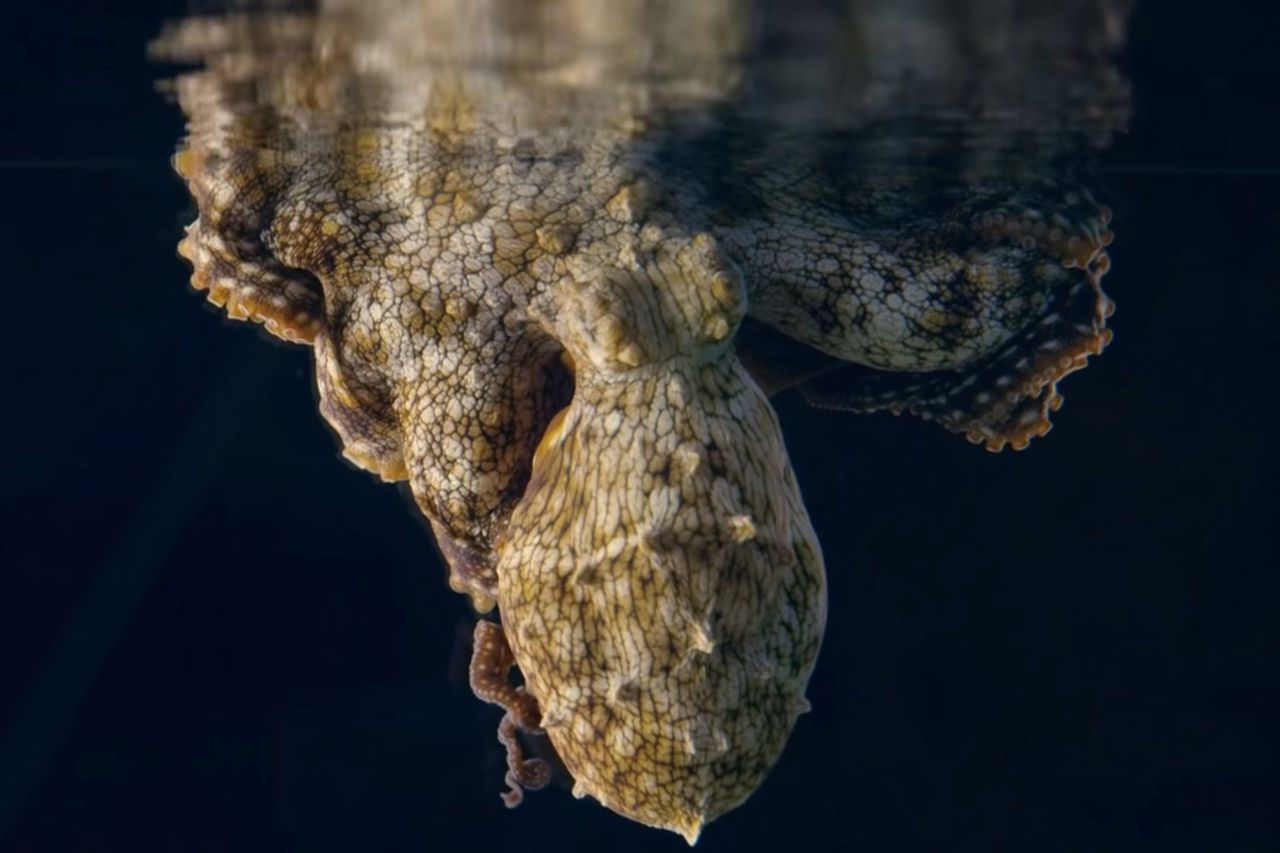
154,0,1127,842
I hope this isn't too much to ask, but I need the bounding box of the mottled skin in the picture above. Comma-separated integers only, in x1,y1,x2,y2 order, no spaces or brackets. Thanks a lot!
156,0,1123,843
498,235,824,838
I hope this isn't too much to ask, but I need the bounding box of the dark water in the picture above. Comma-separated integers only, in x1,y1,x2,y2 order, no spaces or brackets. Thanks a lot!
1,1,1276,851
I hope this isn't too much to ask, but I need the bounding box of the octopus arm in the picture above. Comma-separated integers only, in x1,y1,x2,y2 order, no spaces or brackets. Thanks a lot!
799,250,1114,451
173,146,325,345
730,187,1116,451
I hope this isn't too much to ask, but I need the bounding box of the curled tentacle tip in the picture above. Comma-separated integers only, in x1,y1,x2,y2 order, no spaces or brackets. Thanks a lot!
520,758,552,791
500,773,525,809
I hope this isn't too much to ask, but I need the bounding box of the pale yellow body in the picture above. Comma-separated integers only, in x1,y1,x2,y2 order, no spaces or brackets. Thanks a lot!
500,241,824,841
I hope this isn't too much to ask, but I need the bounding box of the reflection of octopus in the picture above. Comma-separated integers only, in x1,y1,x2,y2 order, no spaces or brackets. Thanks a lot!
157,0,1121,843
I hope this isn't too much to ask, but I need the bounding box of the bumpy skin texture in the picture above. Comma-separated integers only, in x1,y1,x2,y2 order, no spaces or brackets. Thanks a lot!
156,0,1125,842
499,236,824,839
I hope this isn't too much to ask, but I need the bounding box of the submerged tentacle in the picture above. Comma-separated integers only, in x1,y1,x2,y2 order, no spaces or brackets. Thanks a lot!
173,146,325,344
468,619,551,808
734,190,1111,370
731,188,1115,450
800,245,1113,451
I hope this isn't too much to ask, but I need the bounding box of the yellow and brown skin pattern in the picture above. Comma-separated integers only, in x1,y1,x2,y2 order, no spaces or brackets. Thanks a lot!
497,237,824,842
171,76,828,839
158,1,1122,842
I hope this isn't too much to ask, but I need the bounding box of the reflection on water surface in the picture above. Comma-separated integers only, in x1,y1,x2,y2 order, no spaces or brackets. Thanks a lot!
153,0,1128,841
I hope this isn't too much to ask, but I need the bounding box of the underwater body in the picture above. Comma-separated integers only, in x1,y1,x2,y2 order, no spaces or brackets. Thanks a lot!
9,0,1280,849
152,0,1124,841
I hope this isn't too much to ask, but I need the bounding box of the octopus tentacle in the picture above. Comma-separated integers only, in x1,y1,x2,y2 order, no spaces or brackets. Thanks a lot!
800,242,1113,451
731,188,1115,451
468,619,551,808
733,187,1111,371
173,147,325,344
313,330,409,481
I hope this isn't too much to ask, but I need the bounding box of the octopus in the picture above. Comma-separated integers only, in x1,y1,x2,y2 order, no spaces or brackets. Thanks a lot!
154,0,1127,843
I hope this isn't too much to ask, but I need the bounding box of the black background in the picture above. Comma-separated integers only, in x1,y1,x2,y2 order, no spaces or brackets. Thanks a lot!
1,2,1276,851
